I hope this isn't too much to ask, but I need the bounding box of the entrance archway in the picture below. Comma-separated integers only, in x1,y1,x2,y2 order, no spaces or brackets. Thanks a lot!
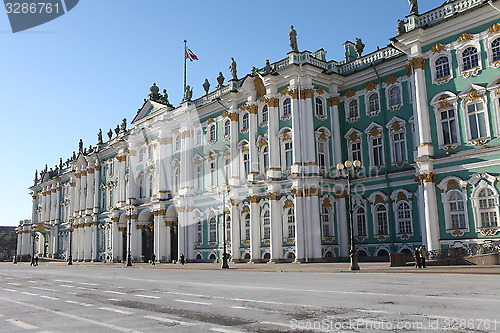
142,214,154,262
166,205,178,262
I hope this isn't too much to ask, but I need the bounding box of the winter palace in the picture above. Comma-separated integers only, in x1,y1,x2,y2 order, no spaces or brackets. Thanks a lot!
17,0,500,263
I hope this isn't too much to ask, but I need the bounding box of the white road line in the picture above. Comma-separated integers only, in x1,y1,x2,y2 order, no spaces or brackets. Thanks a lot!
21,292,38,296
260,321,292,328
3,288,17,292
28,280,37,283
5,319,37,330
54,280,73,283
66,300,93,307
0,296,142,333
40,295,59,300
99,307,133,315
135,294,161,299
210,328,244,333
60,284,74,288
144,315,194,326
174,299,211,305
108,298,122,302
231,306,266,312
32,287,57,292
104,290,126,295
7,282,20,286
0,314,4,317
79,282,99,286
66,292,77,295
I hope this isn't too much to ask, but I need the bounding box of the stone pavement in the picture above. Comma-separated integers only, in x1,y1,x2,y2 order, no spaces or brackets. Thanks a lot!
6,259,500,274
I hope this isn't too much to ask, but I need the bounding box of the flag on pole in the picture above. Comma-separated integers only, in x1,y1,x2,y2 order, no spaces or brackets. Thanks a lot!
185,47,199,61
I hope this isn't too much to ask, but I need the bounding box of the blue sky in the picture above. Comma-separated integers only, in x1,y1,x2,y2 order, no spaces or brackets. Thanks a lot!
0,0,440,226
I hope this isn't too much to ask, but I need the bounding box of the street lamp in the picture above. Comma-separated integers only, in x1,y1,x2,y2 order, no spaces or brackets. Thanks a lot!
220,182,230,269
337,160,362,271
126,205,134,266
68,222,73,265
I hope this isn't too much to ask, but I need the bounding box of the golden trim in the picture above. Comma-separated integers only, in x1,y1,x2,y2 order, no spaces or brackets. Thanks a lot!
328,96,340,107
344,90,356,98
266,192,282,201
418,142,433,147
431,43,445,54
409,57,426,71
365,81,377,91
247,195,261,204
384,75,398,85
458,32,472,43
488,23,500,36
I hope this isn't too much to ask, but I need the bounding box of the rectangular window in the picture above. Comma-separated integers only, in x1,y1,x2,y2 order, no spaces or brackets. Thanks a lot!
372,137,383,167
285,142,293,170
318,142,326,169
351,142,361,162
468,102,487,140
440,109,458,144
392,132,407,163
243,153,249,176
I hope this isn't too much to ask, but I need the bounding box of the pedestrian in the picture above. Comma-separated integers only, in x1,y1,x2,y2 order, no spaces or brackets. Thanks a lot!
419,245,427,268
413,248,421,268
35,255,39,266
180,253,185,265
151,253,156,265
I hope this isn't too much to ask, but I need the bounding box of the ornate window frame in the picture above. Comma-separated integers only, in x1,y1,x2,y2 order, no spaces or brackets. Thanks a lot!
223,119,231,139
345,128,363,164
455,34,482,78
393,193,413,239
278,128,293,173
365,122,384,171
208,123,217,144
320,195,335,241
427,43,453,85
315,97,327,120
315,127,331,172
430,92,460,151
260,104,269,126
438,176,469,237
368,192,389,240
352,194,367,241
365,91,381,117
261,205,271,241
458,84,490,145
384,79,403,112
281,97,292,121
469,173,500,235
486,78,500,136
386,117,407,167
282,198,296,240
345,96,360,123
486,24,500,67
195,129,202,147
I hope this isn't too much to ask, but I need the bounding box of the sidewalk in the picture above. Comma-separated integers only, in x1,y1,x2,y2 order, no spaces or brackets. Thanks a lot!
6,260,500,274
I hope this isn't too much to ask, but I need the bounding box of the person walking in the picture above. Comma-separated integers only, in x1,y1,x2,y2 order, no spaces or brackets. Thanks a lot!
180,253,185,265
419,245,427,268
413,248,421,268
151,253,156,265
34,255,39,266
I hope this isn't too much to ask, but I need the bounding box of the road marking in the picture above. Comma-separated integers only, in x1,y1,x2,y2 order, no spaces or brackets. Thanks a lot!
210,328,244,333
104,290,126,295
108,298,122,302
0,296,142,333
174,299,211,305
21,292,38,296
55,280,73,283
260,321,291,328
231,306,266,312
135,294,161,299
32,287,57,292
60,284,74,288
99,307,133,315
40,295,59,300
3,288,17,292
7,282,20,286
5,319,37,330
66,292,77,295
66,300,93,307
28,280,37,283
144,315,194,326
79,282,99,286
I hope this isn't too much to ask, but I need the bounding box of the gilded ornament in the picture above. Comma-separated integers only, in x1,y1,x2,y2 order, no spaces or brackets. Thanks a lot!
447,179,459,190
375,195,385,203
384,75,398,85
400,234,409,240
241,146,249,152
258,139,268,148
279,87,289,96
265,97,279,108
439,99,451,110
254,76,266,97
316,86,325,95
431,43,445,54
409,57,426,71
369,128,381,137
207,117,215,124
308,188,320,196
344,90,356,98
458,32,472,43
318,132,327,141
322,198,332,208
230,198,239,206
283,199,294,208
377,235,386,241
451,229,464,237
465,90,482,102
241,205,250,213
228,113,239,121
291,188,303,197
405,64,412,77
419,173,435,183
396,192,407,200
266,192,282,200
391,123,403,132
365,81,377,91
165,137,173,144
283,133,292,141
419,142,433,147
348,132,360,142
247,195,261,203
248,104,258,114
328,96,340,107
288,89,299,99
300,89,315,99
488,23,500,35
222,110,229,118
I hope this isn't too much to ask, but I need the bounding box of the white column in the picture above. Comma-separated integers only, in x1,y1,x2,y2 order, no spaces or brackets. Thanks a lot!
130,215,139,260
229,111,240,186
411,57,434,157
329,96,342,165
93,163,100,213
112,221,121,261
51,226,58,258
266,96,281,179
248,195,261,262
247,104,259,181
290,89,303,174
86,167,95,214
165,220,172,262
80,170,87,216
54,185,61,225
293,192,306,262
269,190,283,261
336,197,349,258
157,214,168,262
308,191,322,260
74,171,81,217
230,202,241,262
421,175,440,250
158,132,169,200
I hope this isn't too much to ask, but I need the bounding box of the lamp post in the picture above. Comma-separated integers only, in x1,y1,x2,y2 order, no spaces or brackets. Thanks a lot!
220,182,230,269
336,160,362,271
126,205,134,266
68,222,73,265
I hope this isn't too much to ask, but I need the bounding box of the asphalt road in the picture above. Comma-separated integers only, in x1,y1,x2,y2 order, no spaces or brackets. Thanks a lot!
0,264,499,332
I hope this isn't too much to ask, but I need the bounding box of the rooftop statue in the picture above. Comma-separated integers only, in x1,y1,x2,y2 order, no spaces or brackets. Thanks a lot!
408,0,419,15
217,72,225,89
107,129,113,140
203,79,210,95
159,89,171,105
229,58,237,81
114,125,120,136
263,59,273,75
59,158,63,170
184,85,193,101
355,38,365,57
98,129,103,144
149,82,160,101
79,139,83,153
289,25,298,52
34,170,38,183
397,19,406,35
121,118,127,132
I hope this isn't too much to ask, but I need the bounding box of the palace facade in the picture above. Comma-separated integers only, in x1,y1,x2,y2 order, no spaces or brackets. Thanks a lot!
18,0,500,263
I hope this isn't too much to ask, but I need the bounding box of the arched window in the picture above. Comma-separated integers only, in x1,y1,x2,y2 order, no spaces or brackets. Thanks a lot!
224,157,231,181
242,113,249,130
262,210,270,240
209,124,216,142
210,162,216,186
397,202,412,234
435,56,451,79
493,38,500,62
173,167,180,193
262,146,269,172
284,141,293,170
448,192,466,229
348,100,359,119
196,220,202,243
138,177,144,198
375,204,388,235
388,86,402,107
209,216,217,242
287,208,295,238
321,207,332,237
478,188,498,228
315,97,324,117
194,163,202,189
243,213,250,240
440,108,459,145
224,119,231,137
175,135,181,151
225,215,231,242
243,151,250,176
354,207,366,236
318,141,326,169
139,148,145,163
262,105,269,123
195,130,202,146
148,174,153,197
283,98,291,116
368,93,380,114
108,188,113,209
463,47,479,71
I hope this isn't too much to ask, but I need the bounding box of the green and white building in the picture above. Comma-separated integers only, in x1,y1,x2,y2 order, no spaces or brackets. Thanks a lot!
18,0,500,263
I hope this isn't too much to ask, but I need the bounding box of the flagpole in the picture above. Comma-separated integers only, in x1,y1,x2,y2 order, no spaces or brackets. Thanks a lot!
183,40,187,100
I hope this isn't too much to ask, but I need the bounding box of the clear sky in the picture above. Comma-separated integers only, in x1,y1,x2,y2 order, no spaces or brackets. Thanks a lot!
0,0,440,226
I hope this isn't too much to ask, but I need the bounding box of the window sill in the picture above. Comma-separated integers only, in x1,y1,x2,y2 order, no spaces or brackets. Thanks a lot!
461,67,481,78
346,116,359,123
433,75,452,85
388,104,402,112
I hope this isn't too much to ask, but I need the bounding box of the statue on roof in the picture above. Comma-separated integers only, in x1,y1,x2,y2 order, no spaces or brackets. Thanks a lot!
397,19,406,35
34,170,38,183
203,79,210,95
159,89,171,105
98,129,103,144
289,25,298,52
263,59,273,75
229,58,237,81
355,38,365,57
72,151,76,160
184,85,193,101
217,72,225,89
59,158,63,170
408,0,419,15
121,118,127,132
107,129,113,140
114,125,120,136
149,82,160,101
79,139,83,153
